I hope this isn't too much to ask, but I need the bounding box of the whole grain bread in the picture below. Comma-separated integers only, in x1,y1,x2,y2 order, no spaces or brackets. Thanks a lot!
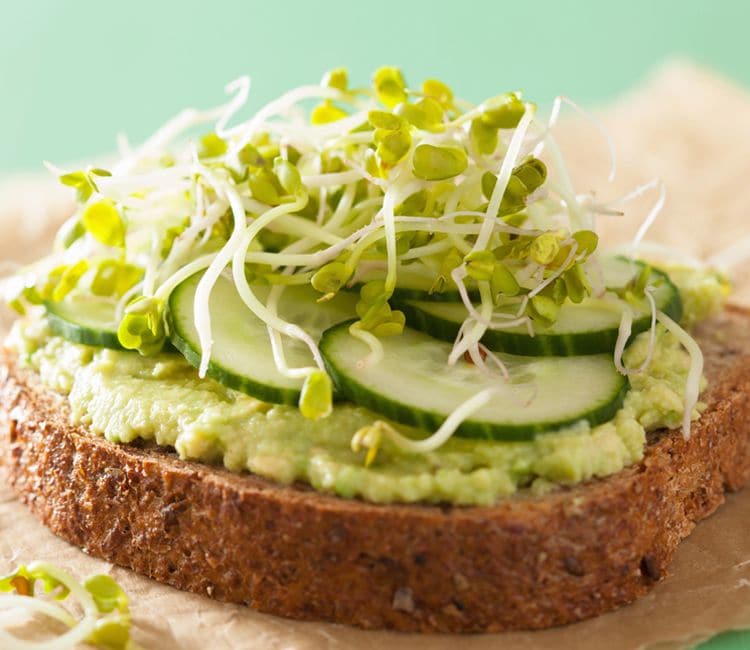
1,307,749,634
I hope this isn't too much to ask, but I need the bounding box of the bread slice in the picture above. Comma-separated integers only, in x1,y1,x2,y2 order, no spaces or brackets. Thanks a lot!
1,307,749,634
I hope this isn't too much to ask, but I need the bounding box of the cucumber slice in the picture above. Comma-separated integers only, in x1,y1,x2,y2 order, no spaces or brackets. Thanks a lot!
320,321,629,440
393,258,682,356
349,263,479,302
45,297,122,349
168,273,357,404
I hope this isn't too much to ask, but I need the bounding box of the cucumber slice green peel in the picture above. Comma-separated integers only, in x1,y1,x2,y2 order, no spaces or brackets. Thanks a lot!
392,258,682,356
167,272,357,404
45,297,123,349
321,320,629,441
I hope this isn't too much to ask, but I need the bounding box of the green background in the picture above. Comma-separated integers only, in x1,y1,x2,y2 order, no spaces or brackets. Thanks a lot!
1,0,748,173
1,1,748,647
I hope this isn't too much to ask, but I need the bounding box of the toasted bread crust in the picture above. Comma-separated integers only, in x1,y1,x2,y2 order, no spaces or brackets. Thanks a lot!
1,308,750,633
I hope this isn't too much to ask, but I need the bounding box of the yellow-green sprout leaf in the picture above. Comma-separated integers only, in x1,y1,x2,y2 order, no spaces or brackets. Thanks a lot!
421,78,453,106
394,98,444,131
470,118,499,155
357,297,405,335
500,176,529,215
37,266,67,301
530,294,560,326
51,260,89,301
55,218,86,250
0,564,69,600
60,168,111,202
368,110,406,131
364,148,383,178
198,132,228,158
238,142,265,167
412,144,468,181
84,574,129,615
0,565,34,596
396,189,429,216
311,261,350,297
1,564,133,649
82,200,126,248
629,264,652,298
563,263,591,304
481,93,527,129
88,617,132,650
322,67,348,91
375,129,412,165
59,171,94,202
430,247,463,294
351,422,389,467
117,297,165,356
373,66,407,108
311,101,348,125
358,279,387,306
513,157,547,193
248,168,285,205
481,171,498,201
371,309,405,337
161,221,188,259
572,229,599,257
299,370,333,420
491,262,520,297
530,232,561,265
273,158,305,197
464,250,495,281
91,260,143,297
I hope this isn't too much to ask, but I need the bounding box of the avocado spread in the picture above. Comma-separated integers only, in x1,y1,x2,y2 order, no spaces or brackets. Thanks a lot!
7,300,708,506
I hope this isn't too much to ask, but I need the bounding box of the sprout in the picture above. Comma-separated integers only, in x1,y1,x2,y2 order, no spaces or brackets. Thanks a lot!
91,260,143,297
238,142,265,167
59,168,111,203
82,200,126,248
412,144,468,181
529,232,561,265
464,250,495,281
470,118,498,155
299,369,333,420
573,229,599,257
368,110,405,130
491,262,520,298
311,261,350,298
198,132,228,158
0,562,133,650
374,128,412,166
481,92,526,128
117,296,166,356
373,66,407,108
563,262,591,303
321,67,348,91
421,78,453,107
51,260,89,301
248,168,285,205
273,157,305,196
529,294,560,326
394,98,444,131
311,101,348,125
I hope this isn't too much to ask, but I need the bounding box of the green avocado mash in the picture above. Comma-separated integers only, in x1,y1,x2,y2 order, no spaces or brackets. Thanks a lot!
7,312,703,506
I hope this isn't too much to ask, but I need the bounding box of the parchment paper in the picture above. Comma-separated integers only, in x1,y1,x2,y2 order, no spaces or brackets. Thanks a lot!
1,60,749,650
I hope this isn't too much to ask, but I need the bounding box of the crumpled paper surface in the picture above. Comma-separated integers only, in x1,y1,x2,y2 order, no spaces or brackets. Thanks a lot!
1,60,750,650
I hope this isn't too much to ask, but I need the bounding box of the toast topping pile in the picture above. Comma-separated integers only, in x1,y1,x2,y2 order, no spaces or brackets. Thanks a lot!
0,68,731,495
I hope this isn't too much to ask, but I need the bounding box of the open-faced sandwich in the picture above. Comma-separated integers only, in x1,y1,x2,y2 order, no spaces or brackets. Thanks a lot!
0,67,746,633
